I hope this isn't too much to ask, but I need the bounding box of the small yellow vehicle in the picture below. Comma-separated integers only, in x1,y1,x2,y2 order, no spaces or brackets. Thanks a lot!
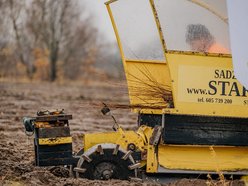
23,0,248,180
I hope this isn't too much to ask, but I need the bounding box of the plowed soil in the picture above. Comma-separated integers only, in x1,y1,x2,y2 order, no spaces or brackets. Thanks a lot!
0,80,245,186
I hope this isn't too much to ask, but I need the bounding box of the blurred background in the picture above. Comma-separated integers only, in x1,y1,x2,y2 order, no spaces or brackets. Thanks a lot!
0,2,134,184
0,0,124,83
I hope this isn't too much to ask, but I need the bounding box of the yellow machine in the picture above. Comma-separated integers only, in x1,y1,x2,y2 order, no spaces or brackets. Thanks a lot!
23,0,248,180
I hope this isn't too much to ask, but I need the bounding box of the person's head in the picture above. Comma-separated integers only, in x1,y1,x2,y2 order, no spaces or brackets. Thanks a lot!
186,24,215,52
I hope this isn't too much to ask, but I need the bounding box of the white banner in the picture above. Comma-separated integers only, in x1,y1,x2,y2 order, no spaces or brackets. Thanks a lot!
227,0,248,89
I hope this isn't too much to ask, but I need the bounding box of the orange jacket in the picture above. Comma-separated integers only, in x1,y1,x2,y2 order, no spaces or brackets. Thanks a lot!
208,43,230,54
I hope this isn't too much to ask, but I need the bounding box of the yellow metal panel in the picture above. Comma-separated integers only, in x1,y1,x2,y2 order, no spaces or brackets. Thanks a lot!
83,129,145,152
166,53,248,117
145,127,158,173
166,50,231,58
158,145,248,171
38,137,72,145
124,60,173,114
146,144,158,173
106,1,174,114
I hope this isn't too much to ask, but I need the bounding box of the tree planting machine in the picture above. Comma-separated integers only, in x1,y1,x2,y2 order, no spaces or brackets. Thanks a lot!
23,0,248,181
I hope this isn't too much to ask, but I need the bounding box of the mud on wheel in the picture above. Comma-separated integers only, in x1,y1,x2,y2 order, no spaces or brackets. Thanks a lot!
73,143,141,180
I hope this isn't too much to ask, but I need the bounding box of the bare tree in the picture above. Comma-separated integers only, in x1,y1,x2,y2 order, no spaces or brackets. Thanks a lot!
0,0,15,78
7,0,35,78
0,0,8,50
26,0,92,81
62,19,98,80
0,0,117,81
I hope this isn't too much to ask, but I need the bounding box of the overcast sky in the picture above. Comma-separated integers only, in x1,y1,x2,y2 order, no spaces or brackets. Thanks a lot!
83,0,116,42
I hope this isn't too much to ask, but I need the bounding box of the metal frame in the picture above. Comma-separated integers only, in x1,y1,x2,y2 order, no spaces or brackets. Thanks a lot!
149,0,168,60
166,50,232,58
187,0,228,24
105,2,125,65
105,0,232,59
125,59,165,64
105,0,167,63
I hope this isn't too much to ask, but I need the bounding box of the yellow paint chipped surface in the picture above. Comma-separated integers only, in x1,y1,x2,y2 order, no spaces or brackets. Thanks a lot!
38,137,72,145
159,145,248,171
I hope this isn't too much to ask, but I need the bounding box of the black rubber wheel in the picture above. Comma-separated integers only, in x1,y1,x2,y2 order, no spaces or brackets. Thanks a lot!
77,149,136,180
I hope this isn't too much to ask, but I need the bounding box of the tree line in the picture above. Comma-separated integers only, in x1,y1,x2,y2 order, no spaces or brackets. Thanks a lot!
0,0,122,81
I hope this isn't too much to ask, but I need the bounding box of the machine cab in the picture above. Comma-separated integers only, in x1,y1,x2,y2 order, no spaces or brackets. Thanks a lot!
106,0,248,118
106,0,248,146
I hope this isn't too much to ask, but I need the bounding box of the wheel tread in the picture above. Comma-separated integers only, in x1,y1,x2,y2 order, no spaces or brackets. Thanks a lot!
122,150,132,160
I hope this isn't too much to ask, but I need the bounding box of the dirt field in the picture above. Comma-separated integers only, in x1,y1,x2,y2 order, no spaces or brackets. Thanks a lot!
0,80,245,186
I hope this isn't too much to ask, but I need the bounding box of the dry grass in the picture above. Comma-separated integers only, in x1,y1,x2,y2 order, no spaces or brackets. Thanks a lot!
126,65,174,109
206,146,232,186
